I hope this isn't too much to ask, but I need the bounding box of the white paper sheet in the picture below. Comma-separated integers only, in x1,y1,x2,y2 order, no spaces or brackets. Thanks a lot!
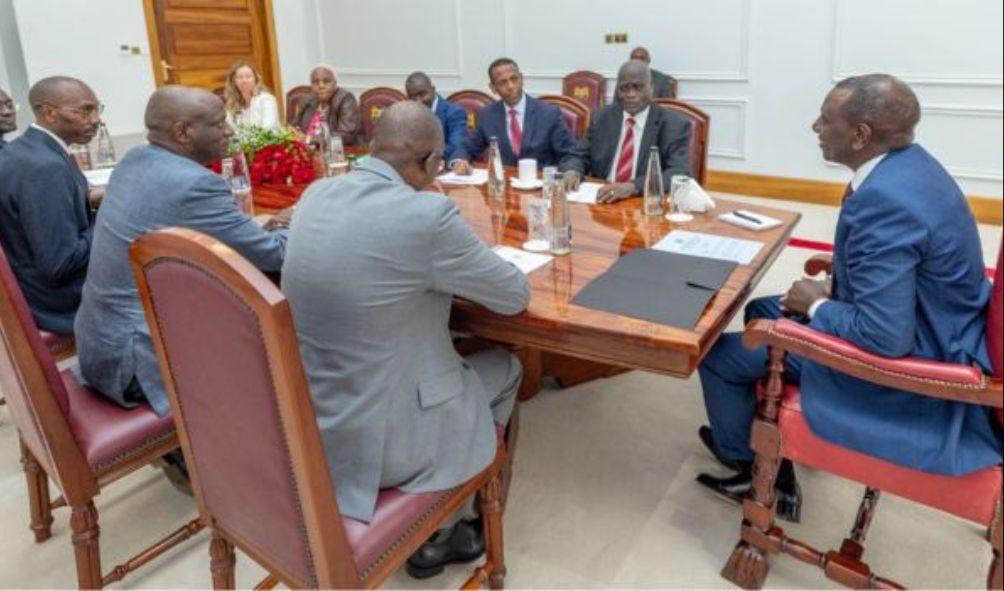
566,181,603,204
83,168,113,187
492,245,553,275
653,230,764,265
437,169,488,186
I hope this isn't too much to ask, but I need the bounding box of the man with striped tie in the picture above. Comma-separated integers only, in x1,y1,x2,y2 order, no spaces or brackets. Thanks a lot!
560,60,692,203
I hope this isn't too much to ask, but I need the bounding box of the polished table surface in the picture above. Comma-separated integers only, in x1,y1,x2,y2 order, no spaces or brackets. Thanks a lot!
255,170,800,378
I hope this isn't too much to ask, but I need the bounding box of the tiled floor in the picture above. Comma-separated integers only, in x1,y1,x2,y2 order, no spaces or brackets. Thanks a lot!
0,194,1000,589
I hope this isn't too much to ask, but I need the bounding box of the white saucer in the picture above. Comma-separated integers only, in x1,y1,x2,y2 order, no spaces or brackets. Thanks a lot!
511,178,544,190
522,239,551,252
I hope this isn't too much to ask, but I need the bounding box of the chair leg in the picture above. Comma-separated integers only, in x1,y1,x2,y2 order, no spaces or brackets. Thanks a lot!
989,496,1002,590
499,403,520,512
838,487,881,561
20,438,53,542
210,534,237,589
70,500,102,589
480,475,506,590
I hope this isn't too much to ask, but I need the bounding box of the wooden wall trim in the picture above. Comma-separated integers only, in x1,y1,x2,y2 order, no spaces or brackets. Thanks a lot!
706,170,1003,226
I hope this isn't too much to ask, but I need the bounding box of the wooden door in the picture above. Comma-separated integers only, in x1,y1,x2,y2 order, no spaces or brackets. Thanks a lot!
143,0,282,115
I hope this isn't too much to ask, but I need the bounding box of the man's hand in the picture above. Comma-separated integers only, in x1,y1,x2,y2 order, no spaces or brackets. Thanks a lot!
562,170,582,191
780,277,828,316
263,206,294,231
451,160,472,176
88,186,106,211
597,182,635,203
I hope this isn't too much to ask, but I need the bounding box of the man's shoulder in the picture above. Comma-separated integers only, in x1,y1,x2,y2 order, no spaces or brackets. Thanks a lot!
0,134,70,181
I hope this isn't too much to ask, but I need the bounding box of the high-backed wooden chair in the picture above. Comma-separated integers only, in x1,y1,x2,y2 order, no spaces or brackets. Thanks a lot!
358,87,407,145
665,75,679,100
654,98,709,186
284,84,313,126
0,242,202,588
720,247,1003,590
131,228,510,589
447,89,494,131
561,70,606,111
538,94,590,140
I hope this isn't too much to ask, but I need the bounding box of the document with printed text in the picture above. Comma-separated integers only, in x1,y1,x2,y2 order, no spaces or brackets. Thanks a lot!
653,230,764,265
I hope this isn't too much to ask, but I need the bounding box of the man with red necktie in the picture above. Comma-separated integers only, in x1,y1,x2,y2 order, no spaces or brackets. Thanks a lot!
560,60,692,202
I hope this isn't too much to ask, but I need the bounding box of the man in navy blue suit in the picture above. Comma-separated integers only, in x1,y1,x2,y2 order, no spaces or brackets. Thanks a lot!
0,87,16,149
0,76,102,333
696,74,1002,522
405,71,468,162
451,58,575,172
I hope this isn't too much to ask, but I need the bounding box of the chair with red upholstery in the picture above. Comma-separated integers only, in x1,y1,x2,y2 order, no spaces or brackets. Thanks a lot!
284,84,313,126
0,243,202,588
653,98,709,186
561,70,606,112
719,248,1003,589
538,94,590,140
447,89,494,131
358,87,407,145
131,228,510,589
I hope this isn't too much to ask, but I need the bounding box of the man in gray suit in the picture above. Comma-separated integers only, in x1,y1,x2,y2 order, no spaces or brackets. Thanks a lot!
282,101,529,579
75,86,289,418
630,46,676,98
560,60,692,203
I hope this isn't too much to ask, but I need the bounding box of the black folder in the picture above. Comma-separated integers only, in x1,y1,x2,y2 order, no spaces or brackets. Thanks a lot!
571,249,737,329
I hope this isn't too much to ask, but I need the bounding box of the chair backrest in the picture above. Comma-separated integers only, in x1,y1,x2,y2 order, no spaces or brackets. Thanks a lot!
285,85,313,126
358,87,407,145
538,94,591,140
988,245,1003,377
446,89,494,130
665,75,679,99
0,244,95,501
653,98,710,186
562,70,606,111
130,228,356,589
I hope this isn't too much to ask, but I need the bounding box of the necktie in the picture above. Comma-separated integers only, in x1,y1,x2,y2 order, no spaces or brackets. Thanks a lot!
841,182,853,205
508,108,522,156
615,117,636,183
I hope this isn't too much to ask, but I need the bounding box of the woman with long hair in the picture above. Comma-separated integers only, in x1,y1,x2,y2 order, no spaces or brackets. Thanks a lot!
223,60,279,129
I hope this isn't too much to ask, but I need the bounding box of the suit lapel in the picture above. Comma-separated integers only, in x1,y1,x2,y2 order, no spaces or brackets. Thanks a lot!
598,105,625,176
635,107,661,177
519,96,538,158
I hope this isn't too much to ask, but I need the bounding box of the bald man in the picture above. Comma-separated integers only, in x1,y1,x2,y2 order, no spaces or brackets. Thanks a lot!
696,75,1001,521
0,76,101,333
405,71,468,161
283,101,528,578
0,86,16,147
75,85,288,418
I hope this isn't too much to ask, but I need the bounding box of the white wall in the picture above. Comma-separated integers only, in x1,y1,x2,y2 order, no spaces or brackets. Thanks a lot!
318,0,1003,198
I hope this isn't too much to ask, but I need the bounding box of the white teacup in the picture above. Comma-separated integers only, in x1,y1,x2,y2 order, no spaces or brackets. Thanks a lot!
517,158,538,184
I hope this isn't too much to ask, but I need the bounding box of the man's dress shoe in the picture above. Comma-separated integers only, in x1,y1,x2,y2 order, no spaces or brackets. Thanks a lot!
406,518,485,579
696,465,802,523
698,425,744,472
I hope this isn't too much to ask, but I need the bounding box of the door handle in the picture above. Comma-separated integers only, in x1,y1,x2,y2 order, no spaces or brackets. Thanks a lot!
159,59,175,83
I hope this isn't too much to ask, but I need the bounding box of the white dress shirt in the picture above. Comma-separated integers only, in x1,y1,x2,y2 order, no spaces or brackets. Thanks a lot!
227,92,280,129
504,93,527,150
30,123,70,154
606,106,650,182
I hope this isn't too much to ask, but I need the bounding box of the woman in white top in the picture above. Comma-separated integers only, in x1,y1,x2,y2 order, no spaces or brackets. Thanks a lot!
224,60,280,129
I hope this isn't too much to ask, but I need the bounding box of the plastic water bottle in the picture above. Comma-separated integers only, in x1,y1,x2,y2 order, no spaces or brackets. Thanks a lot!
487,136,506,200
94,122,116,168
643,146,664,216
550,172,573,256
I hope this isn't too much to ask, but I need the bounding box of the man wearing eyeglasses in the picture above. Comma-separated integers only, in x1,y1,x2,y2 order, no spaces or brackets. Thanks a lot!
0,76,102,334
0,87,17,148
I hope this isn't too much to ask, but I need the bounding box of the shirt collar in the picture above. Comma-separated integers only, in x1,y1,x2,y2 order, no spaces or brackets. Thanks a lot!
30,123,71,154
850,152,887,190
357,155,407,186
505,93,526,117
431,95,439,113
623,105,650,128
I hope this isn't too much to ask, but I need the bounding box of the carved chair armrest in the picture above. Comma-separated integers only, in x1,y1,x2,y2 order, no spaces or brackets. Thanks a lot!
743,318,1003,408
804,254,833,277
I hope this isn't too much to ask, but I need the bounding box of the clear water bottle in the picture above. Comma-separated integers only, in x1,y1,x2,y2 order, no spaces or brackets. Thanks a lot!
69,144,92,170
542,166,558,202
487,136,506,200
94,122,116,168
642,146,664,217
327,135,348,175
221,152,255,216
550,172,573,256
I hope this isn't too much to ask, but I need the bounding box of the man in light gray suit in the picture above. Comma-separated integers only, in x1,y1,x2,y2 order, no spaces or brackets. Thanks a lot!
75,86,289,419
282,101,529,579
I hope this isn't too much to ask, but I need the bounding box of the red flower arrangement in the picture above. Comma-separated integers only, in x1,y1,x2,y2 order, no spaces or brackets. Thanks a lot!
248,141,316,186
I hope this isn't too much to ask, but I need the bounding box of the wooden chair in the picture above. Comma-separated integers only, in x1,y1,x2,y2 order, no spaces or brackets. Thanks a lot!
131,227,510,589
538,94,590,140
0,241,202,588
665,75,679,100
654,98,709,186
561,70,606,112
447,89,494,131
720,248,1003,590
358,87,407,145
284,84,313,126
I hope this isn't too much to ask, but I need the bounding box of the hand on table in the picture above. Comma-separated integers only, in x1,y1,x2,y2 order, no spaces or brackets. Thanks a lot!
597,182,636,203
562,170,582,191
780,277,828,316
451,160,472,176
263,206,294,231
88,186,106,211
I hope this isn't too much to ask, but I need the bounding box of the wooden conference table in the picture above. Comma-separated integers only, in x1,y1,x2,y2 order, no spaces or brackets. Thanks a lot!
255,170,800,390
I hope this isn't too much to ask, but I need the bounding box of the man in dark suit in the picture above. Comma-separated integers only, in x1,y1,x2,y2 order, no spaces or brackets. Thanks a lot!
630,46,675,99
696,74,1002,522
0,76,102,333
405,71,468,161
0,87,16,148
451,58,575,171
560,60,692,203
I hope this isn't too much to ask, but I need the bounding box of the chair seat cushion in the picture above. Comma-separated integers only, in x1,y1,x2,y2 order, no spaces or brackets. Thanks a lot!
778,384,1002,525
39,330,74,359
63,369,175,472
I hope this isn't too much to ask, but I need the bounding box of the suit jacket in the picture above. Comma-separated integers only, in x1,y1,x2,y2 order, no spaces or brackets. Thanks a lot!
651,68,675,99
559,103,692,193
0,137,7,150
75,144,287,416
0,127,92,333
292,88,361,145
282,157,530,522
434,94,469,161
454,94,575,167
802,144,1001,475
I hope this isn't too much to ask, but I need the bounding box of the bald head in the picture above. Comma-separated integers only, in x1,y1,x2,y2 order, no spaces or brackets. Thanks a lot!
832,74,920,146
616,60,653,115
629,46,651,64
28,76,94,115
28,76,101,144
371,101,444,190
405,71,436,107
145,85,232,163
145,85,220,132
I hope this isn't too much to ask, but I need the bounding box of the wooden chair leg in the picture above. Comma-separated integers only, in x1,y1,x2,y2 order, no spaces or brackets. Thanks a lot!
210,534,237,589
514,346,542,402
20,438,53,543
989,496,1002,590
70,500,102,589
839,487,881,561
480,475,506,590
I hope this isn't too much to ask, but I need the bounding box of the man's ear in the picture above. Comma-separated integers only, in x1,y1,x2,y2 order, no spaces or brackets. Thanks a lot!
852,123,873,151
170,120,191,146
